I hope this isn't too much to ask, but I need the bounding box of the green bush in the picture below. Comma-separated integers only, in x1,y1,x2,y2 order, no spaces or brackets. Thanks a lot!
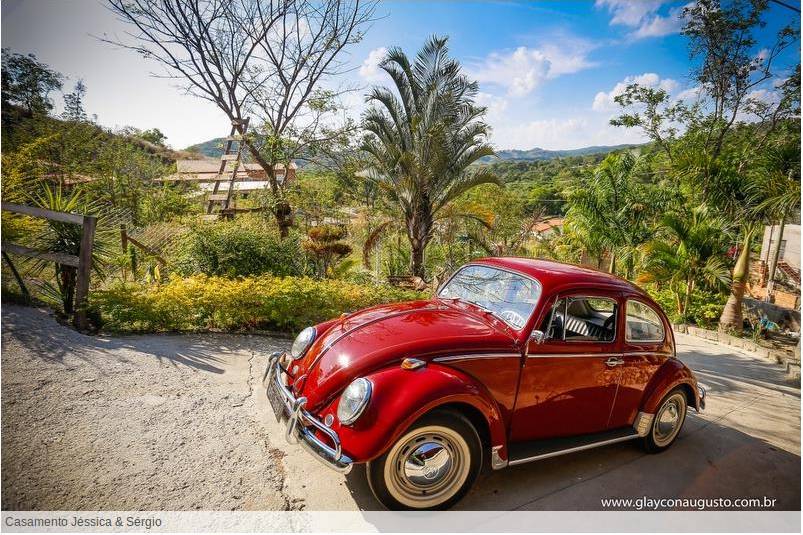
92,274,425,333
646,284,726,328
172,216,306,277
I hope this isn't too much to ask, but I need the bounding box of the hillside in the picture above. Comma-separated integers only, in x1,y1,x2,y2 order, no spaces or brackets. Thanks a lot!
478,143,641,162
187,136,641,162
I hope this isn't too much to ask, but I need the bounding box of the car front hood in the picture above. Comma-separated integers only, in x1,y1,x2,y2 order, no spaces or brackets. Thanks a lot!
295,299,517,410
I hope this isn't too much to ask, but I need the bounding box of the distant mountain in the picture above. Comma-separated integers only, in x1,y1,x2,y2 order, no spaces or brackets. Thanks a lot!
479,144,641,163
186,137,227,158
186,137,640,163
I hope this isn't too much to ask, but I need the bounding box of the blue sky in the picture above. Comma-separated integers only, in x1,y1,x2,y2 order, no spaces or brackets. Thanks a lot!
2,0,800,150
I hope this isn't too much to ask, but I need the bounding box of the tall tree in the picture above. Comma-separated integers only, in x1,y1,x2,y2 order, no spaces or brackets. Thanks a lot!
106,0,376,236
612,0,799,330
565,152,666,279
638,206,731,317
361,36,498,278
1,49,63,116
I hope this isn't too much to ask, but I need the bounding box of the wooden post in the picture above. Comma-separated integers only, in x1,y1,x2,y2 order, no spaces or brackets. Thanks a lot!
120,224,128,253
73,215,97,330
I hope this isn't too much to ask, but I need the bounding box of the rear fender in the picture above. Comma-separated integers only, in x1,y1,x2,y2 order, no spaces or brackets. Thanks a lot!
318,363,507,463
641,358,701,413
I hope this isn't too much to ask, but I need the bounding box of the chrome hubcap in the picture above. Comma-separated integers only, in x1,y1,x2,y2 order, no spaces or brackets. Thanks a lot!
653,393,686,447
404,442,453,486
384,426,471,508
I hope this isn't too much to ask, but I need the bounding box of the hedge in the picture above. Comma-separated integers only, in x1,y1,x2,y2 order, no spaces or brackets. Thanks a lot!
92,274,425,333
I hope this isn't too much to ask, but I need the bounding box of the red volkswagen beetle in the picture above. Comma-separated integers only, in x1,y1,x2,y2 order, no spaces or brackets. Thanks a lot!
264,258,705,510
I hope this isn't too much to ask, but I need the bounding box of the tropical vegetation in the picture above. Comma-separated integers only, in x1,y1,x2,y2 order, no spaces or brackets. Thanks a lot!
1,0,800,336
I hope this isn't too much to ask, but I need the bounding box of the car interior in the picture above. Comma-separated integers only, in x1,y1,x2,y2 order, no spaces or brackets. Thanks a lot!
542,297,618,342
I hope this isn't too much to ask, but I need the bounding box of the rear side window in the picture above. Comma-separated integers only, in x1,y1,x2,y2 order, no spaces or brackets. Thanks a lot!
626,300,665,342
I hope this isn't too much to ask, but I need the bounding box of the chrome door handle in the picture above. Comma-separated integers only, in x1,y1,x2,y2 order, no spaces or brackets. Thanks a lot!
605,356,625,367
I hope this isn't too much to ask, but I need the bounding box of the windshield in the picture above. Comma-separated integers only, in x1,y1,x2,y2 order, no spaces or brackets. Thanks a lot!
438,265,542,330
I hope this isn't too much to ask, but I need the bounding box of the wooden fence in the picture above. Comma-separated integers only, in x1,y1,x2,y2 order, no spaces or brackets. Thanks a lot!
1,202,96,330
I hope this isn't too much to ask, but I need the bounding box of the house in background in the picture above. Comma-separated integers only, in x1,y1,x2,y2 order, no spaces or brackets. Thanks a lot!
761,224,801,270
158,158,297,196
749,224,801,310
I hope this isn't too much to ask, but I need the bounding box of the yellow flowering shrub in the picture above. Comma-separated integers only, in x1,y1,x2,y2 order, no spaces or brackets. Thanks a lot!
92,275,426,333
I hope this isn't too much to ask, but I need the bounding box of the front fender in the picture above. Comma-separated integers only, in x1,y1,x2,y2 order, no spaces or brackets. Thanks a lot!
641,358,701,413
318,363,507,463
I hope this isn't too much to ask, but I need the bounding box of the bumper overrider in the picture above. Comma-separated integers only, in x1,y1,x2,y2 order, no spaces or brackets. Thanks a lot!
697,384,706,410
262,351,353,474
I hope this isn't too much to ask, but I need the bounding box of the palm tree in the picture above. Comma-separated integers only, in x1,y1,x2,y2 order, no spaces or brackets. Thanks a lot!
697,130,799,330
26,186,111,315
638,206,731,318
361,36,498,278
565,152,666,279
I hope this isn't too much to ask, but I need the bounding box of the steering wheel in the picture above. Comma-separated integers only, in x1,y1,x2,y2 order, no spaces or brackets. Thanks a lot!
499,310,526,329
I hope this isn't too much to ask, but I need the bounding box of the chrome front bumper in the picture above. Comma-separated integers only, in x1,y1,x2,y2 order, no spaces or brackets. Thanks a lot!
262,352,353,474
697,385,706,410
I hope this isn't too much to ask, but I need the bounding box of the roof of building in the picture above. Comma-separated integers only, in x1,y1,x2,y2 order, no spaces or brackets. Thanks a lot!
176,159,297,174
533,218,564,233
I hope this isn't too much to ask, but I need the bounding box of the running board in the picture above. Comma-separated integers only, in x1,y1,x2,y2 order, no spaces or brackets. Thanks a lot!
508,427,639,466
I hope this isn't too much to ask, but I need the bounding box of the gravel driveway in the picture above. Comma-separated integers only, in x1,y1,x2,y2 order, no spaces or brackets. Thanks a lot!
2,304,800,511
1,305,293,510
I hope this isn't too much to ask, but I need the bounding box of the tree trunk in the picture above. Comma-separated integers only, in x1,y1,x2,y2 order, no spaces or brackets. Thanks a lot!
765,219,786,302
242,135,293,238
410,239,426,279
608,251,616,274
682,278,694,318
719,229,754,331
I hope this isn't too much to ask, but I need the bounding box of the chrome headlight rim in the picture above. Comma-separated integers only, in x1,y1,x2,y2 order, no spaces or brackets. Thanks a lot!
337,377,372,425
290,326,316,360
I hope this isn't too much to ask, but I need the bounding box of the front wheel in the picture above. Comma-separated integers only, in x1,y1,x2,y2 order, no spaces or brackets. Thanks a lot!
366,410,482,510
642,388,688,453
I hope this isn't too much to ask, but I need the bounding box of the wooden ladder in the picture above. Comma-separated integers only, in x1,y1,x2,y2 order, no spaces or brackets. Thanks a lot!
206,117,250,217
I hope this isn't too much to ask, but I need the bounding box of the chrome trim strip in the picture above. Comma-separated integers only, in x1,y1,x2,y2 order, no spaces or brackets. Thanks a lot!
491,445,508,470
433,353,521,363
527,352,622,359
527,350,673,359
622,351,673,357
508,433,640,466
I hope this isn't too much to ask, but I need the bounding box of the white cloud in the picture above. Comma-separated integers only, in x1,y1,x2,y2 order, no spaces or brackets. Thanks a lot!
469,38,596,97
475,92,508,121
359,47,388,82
489,116,649,151
674,84,703,103
595,0,685,40
592,72,679,111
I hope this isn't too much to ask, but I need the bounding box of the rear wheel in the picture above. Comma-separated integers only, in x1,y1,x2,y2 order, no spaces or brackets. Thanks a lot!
366,410,482,510
642,388,687,453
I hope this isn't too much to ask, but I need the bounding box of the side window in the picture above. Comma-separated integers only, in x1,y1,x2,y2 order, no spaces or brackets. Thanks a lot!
541,296,618,342
626,300,665,342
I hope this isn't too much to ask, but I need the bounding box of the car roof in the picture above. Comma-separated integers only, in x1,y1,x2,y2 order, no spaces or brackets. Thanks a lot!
472,257,648,297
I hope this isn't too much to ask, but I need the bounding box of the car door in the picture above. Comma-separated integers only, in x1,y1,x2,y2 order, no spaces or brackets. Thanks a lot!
607,298,669,428
509,290,623,443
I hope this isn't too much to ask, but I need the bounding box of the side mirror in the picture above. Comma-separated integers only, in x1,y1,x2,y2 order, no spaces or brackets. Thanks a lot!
530,330,546,344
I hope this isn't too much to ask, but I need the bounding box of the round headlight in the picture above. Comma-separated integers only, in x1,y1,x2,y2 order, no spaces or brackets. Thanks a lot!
290,326,316,360
337,377,372,425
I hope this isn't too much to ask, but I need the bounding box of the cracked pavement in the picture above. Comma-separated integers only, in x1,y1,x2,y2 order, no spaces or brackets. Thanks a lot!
1,305,799,510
